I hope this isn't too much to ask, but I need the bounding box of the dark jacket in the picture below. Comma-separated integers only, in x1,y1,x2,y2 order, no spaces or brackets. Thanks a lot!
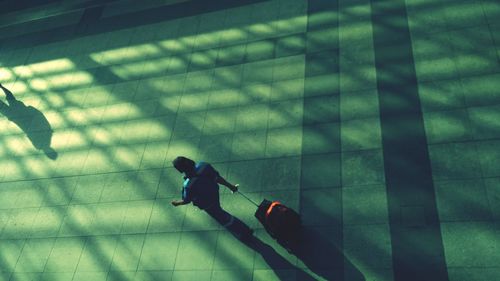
182,162,220,209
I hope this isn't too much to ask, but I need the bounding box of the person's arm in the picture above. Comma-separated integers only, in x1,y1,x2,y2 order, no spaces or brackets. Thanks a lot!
0,83,15,100
173,180,194,207
217,176,238,192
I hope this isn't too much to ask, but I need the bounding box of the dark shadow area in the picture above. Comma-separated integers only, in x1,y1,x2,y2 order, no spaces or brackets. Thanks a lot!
370,0,449,280
239,232,319,280
284,227,364,281
229,222,365,281
0,84,57,159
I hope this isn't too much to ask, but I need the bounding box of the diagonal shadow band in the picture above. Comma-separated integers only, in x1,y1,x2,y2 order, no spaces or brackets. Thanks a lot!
0,84,58,159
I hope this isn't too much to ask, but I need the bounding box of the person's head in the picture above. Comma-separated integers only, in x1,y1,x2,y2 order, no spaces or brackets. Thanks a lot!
172,156,195,175
43,147,58,160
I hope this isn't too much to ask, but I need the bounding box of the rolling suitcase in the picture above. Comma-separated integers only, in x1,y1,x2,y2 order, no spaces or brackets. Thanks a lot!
239,191,301,250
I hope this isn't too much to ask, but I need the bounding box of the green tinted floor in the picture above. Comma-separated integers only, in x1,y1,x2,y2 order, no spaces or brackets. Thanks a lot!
0,0,499,280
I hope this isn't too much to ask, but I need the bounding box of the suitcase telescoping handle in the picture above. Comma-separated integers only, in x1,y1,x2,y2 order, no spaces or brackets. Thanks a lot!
236,190,259,207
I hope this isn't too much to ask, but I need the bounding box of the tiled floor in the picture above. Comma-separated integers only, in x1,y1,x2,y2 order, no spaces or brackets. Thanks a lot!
0,0,499,280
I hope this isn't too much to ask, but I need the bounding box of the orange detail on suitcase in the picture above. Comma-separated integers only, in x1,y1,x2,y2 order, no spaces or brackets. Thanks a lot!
265,201,281,219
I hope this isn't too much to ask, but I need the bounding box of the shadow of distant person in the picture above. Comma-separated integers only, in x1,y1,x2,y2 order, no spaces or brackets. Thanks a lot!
0,84,57,159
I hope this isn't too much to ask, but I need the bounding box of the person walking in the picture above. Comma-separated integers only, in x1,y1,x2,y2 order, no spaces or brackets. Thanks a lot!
171,156,253,240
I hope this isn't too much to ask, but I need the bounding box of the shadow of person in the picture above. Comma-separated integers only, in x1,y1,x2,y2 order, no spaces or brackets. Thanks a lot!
0,84,57,159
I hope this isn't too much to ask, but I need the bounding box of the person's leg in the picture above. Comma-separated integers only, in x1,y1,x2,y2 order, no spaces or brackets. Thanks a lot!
205,204,253,239
205,204,232,225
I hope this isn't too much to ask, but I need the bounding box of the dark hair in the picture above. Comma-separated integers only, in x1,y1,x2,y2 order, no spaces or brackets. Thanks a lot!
172,156,195,174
